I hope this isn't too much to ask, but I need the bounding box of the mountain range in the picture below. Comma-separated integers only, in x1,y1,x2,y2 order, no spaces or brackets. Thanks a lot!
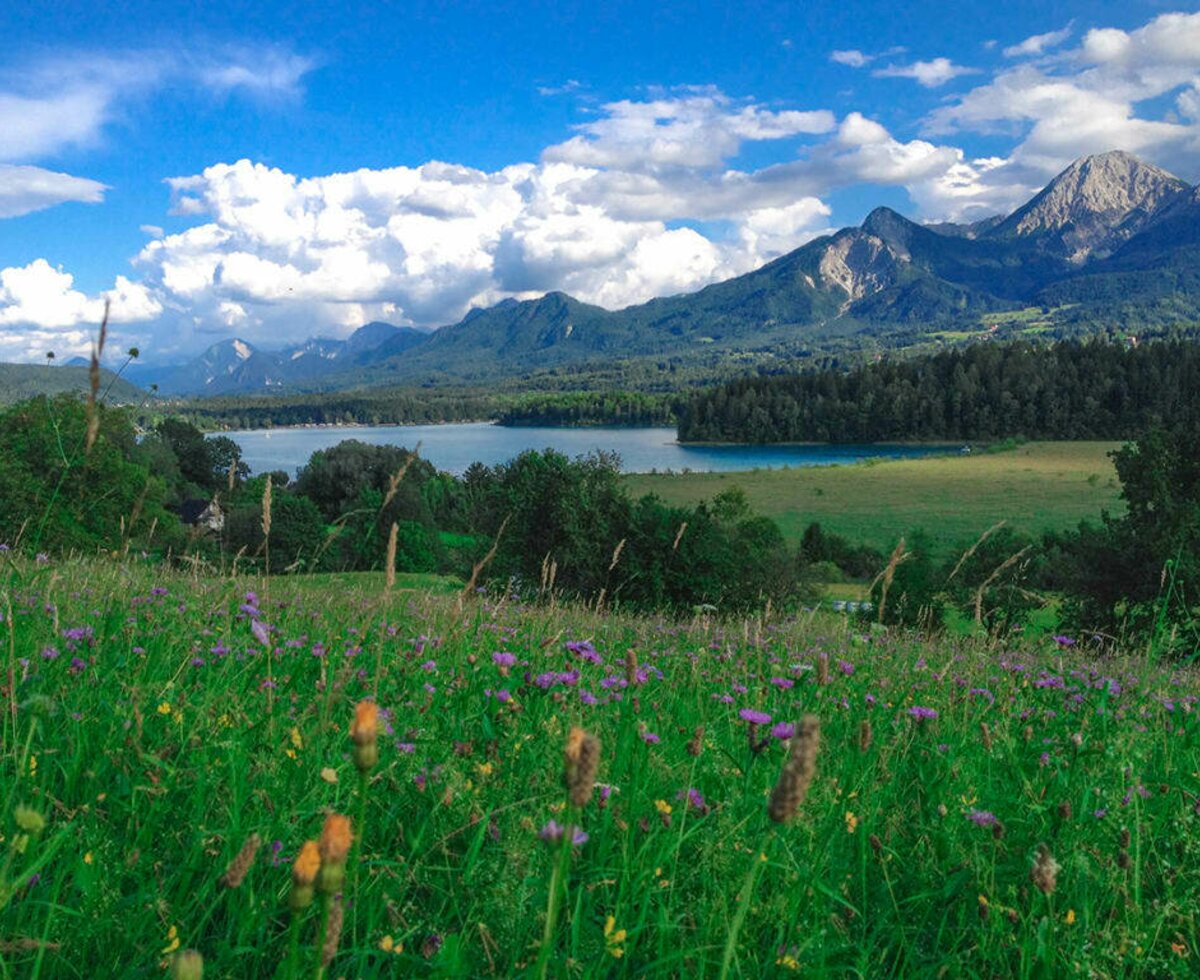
128,150,1200,396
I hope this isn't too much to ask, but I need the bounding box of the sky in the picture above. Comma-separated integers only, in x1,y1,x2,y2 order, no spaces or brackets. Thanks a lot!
2,0,1199,363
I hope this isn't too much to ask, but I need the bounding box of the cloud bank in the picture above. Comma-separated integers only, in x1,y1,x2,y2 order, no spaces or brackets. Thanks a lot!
3,12,1200,361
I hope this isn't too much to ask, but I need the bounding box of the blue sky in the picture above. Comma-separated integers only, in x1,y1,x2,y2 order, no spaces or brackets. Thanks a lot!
1,1,1198,362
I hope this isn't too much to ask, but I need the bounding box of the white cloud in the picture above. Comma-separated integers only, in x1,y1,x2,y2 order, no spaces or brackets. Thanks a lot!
1003,25,1073,59
872,58,980,88
543,90,835,170
926,12,1200,182
0,44,314,168
0,259,161,361
0,165,108,218
831,49,871,68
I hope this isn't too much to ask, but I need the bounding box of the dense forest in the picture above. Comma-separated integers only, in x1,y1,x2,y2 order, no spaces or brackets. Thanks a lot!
677,339,1200,443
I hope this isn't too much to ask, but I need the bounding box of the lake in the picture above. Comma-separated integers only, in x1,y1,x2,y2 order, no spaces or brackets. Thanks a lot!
218,423,956,476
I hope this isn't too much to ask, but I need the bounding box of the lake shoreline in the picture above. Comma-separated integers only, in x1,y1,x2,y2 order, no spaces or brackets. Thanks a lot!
218,422,961,479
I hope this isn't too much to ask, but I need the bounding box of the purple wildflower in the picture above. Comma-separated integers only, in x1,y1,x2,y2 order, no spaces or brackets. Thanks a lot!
908,706,938,721
640,731,660,745
966,808,998,827
739,708,772,725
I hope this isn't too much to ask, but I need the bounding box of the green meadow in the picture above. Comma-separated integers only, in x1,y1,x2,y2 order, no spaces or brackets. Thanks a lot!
625,442,1124,558
2,555,1198,978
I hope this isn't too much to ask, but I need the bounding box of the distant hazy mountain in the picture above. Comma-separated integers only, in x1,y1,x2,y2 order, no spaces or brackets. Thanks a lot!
0,362,146,406
152,151,1200,396
140,322,426,395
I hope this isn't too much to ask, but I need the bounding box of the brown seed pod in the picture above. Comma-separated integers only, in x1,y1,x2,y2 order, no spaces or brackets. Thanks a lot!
220,832,261,889
564,727,601,808
1030,843,1060,895
768,715,820,823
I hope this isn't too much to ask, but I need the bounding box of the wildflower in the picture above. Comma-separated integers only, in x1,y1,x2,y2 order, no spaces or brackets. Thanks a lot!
908,706,938,721
604,915,627,958
379,935,403,954
654,799,673,816
768,715,820,823
845,811,858,834
1052,635,1076,648
564,727,601,807
161,925,181,955
250,618,270,647
966,808,998,828
351,700,380,773
317,814,352,894
771,722,796,740
220,832,261,888
739,708,772,725
290,840,320,910
1065,908,1076,925
640,731,660,745
539,820,587,845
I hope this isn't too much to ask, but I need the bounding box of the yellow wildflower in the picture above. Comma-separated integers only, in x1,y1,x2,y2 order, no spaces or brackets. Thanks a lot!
83,851,94,865
654,799,672,816
290,726,304,750
157,702,172,715
27,754,37,776
1065,908,1076,925
161,924,180,955
604,915,626,958
476,762,494,777
845,811,859,834
776,954,800,971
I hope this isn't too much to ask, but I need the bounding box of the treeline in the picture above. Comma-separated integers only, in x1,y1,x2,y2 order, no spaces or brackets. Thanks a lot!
176,388,679,431
176,388,499,430
495,391,676,427
0,396,814,615
677,340,1200,443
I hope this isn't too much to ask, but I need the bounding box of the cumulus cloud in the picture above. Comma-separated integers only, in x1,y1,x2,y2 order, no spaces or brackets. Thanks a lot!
1003,25,1073,59
0,259,161,359
872,58,980,88
926,12,1200,181
543,89,835,170
0,165,108,218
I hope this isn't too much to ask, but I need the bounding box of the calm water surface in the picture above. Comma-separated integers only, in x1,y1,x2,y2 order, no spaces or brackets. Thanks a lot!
220,423,955,476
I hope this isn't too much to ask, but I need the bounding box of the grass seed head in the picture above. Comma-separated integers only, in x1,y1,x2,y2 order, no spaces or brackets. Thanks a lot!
768,715,820,823
220,832,261,889
168,949,204,980
564,727,600,808
980,722,993,751
686,725,704,757
1030,843,1060,895
321,894,344,967
858,719,873,752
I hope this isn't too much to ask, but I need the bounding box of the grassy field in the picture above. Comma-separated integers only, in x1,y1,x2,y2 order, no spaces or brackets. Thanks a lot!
2,554,1198,977
626,442,1124,558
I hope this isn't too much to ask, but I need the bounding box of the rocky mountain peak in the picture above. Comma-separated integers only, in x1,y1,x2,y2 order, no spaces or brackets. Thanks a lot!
991,150,1190,261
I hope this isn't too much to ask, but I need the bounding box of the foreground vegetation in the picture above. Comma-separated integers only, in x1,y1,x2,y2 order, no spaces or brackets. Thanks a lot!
2,558,1198,977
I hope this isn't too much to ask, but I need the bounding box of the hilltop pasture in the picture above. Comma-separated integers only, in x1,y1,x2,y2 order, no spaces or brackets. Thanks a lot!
625,442,1124,559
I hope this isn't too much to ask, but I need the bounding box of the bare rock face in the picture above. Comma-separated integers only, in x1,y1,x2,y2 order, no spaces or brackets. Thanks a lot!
990,150,1190,262
818,231,899,303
